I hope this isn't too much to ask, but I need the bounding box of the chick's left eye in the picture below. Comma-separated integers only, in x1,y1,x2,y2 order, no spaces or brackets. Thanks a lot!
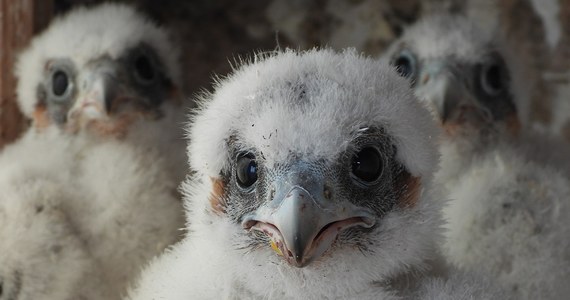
237,155,258,188
134,54,156,83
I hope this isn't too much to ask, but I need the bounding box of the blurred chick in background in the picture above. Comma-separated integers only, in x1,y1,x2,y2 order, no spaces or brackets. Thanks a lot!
385,14,570,299
0,3,187,298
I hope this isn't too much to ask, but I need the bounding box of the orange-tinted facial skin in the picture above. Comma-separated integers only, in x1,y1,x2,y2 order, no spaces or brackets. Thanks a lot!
33,105,52,130
442,104,520,140
209,177,227,215
395,170,421,209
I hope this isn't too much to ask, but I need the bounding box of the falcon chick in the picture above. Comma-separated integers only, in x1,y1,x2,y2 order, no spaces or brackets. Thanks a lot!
1,3,186,298
385,15,570,299
127,49,506,299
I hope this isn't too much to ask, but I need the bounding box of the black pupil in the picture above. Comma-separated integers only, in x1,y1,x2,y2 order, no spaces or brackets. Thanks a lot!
351,147,382,183
484,64,502,92
135,55,155,81
237,156,258,187
394,55,413,78
52,71,69,96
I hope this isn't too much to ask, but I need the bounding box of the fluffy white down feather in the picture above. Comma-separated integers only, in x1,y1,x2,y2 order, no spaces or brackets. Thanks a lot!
128,49,506,300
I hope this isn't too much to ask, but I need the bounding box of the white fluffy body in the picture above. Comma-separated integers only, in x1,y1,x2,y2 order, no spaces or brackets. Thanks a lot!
1,4,186,299
68,125,185,297
0,130,110,300
440,142,570,299
388,15,570,299
128,49,505,299
0,177,111,300
0,117,185,300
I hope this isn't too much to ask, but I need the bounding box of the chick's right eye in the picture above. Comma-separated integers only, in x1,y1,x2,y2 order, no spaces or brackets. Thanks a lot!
134,53,156,83
236,154,258,188
393,51,417,79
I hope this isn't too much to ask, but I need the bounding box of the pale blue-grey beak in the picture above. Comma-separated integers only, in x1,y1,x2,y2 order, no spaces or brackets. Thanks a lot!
414,60,474,124
68,57,120,124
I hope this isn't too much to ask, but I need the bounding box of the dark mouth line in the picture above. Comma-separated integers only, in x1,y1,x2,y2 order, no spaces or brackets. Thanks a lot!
313,217,371,247
248,217,373,244
249,221,279,238
314,221,337,243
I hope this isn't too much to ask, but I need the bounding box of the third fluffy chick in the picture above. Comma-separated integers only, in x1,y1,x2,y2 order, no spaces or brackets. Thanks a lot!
385,14,570,299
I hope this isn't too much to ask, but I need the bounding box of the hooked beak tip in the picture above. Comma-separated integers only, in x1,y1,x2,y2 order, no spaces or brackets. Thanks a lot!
294,255,304,267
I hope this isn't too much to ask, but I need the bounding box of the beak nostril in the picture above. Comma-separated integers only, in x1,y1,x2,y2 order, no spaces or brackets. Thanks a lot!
323,185,332,200
269,187,275,201
242,220,257,230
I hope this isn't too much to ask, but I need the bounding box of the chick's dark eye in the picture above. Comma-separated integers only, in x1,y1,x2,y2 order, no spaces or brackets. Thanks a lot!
134,54,156,83
481,63,504,96
237,154,258,188
351,147,383,183
393,51,416,79
52,70,69,96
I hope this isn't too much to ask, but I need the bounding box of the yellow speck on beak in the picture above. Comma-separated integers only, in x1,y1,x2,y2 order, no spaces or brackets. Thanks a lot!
270,240,283,256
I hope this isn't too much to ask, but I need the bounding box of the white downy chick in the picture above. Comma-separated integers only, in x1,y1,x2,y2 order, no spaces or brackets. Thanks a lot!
127,49,507,300
385,15,570,299
1,3,187,298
